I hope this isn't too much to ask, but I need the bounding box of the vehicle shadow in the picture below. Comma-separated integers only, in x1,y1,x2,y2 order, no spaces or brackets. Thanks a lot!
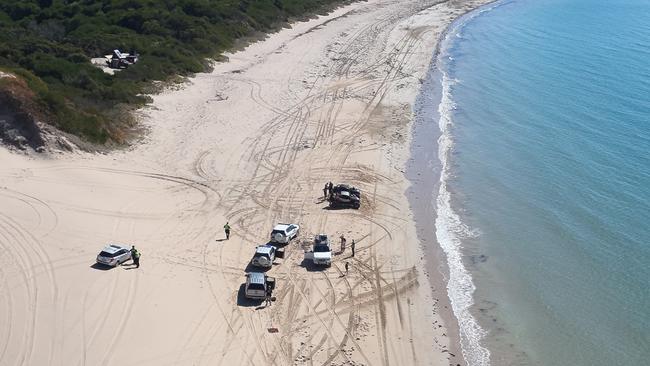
90,263,113,271
299,258,328,272
236,284,263,308
267,240,288,248
321,205,356,211
244,262,272,273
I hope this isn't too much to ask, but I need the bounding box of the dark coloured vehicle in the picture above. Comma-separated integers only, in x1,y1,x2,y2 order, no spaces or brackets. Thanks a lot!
328,184,361,209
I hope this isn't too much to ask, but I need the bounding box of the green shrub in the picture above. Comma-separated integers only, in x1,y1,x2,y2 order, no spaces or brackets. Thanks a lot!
0,0,352,143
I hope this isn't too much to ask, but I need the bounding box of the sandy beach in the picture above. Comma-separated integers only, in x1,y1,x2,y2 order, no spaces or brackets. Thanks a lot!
0,0,490,365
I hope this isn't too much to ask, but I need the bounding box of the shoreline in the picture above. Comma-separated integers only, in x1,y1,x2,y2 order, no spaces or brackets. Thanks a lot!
0,0,494,364
408,2,501,365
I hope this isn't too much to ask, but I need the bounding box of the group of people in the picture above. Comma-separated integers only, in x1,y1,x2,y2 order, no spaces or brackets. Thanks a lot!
339,234,356,276
339,234,356,257
323,181,334,200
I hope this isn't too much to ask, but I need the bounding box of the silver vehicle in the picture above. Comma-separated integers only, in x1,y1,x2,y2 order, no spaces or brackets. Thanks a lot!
250,245,284,268
96,244,132,267
244,272,276,300
270,223,300,244
305,234,332,266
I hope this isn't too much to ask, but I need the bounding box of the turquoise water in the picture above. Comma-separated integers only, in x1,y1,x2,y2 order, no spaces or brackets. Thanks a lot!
433,0,650,364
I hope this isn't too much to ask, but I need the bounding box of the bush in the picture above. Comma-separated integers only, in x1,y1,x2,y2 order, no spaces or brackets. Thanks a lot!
0,0,352,143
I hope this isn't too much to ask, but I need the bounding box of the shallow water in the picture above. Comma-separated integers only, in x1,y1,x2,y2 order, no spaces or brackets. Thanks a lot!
432,0,650,364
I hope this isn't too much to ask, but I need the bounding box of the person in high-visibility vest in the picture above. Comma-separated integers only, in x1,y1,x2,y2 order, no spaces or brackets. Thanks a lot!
224,222,231,240
130,246,141,268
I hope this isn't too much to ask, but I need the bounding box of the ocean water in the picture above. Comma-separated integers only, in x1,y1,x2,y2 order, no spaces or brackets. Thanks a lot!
431,0,650,365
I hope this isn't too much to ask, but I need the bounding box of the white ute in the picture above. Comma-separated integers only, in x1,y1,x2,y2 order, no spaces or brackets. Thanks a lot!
270,223,300,244
305,234,332,267
250,244,284,268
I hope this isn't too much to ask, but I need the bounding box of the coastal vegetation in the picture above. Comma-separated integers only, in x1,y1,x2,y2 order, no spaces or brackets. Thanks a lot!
0,0,350,144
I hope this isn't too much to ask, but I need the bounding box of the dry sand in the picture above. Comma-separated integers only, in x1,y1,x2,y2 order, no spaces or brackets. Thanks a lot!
0,0,490,365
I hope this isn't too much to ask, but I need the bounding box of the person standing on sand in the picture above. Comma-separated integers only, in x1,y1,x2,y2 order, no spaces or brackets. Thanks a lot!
351,239,356,257
224,222,231,240
130,246,141,268
265,287,273,307
323,183,328,199
340,234,346,253
328,182,333,198
345,262,349,275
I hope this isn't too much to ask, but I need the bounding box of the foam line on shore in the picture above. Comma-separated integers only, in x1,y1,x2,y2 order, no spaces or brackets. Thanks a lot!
432,3,507,365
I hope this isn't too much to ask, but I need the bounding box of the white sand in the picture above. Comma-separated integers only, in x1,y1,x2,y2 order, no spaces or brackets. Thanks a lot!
0,0,490,365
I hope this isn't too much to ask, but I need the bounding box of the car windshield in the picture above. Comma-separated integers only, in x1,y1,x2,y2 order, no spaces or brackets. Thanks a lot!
314,245,329,252
99,251,118,258
248,283,265,291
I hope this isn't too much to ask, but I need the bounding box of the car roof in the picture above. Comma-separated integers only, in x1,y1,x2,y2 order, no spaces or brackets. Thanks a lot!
248,272,266,284
273,223,295,230
255,245,274,254
102,244,128,253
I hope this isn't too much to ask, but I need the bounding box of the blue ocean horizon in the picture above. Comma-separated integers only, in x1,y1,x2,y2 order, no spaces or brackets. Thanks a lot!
429,0,650,364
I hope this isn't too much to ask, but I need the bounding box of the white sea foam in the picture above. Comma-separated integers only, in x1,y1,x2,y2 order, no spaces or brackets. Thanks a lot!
431,4,506,365
435,71,490,366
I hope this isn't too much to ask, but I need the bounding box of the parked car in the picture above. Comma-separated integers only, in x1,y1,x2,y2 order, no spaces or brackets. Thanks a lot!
328,184,361,209
305,234,332,266
104,49,139,69
250,244,284,268
270,223,300,244
244,272,276,300
96,244,132,267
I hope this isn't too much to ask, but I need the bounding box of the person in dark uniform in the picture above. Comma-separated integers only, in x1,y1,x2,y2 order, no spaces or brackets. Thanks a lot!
323,183,329,199
345,261,349,275
130,246,141,268
265,286,273,307
351,239,356,257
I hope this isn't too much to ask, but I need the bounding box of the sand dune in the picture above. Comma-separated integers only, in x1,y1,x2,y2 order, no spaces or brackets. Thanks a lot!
0,0,490,365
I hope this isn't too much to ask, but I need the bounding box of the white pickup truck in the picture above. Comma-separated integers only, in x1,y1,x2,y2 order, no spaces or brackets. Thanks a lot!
304,234,332,267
